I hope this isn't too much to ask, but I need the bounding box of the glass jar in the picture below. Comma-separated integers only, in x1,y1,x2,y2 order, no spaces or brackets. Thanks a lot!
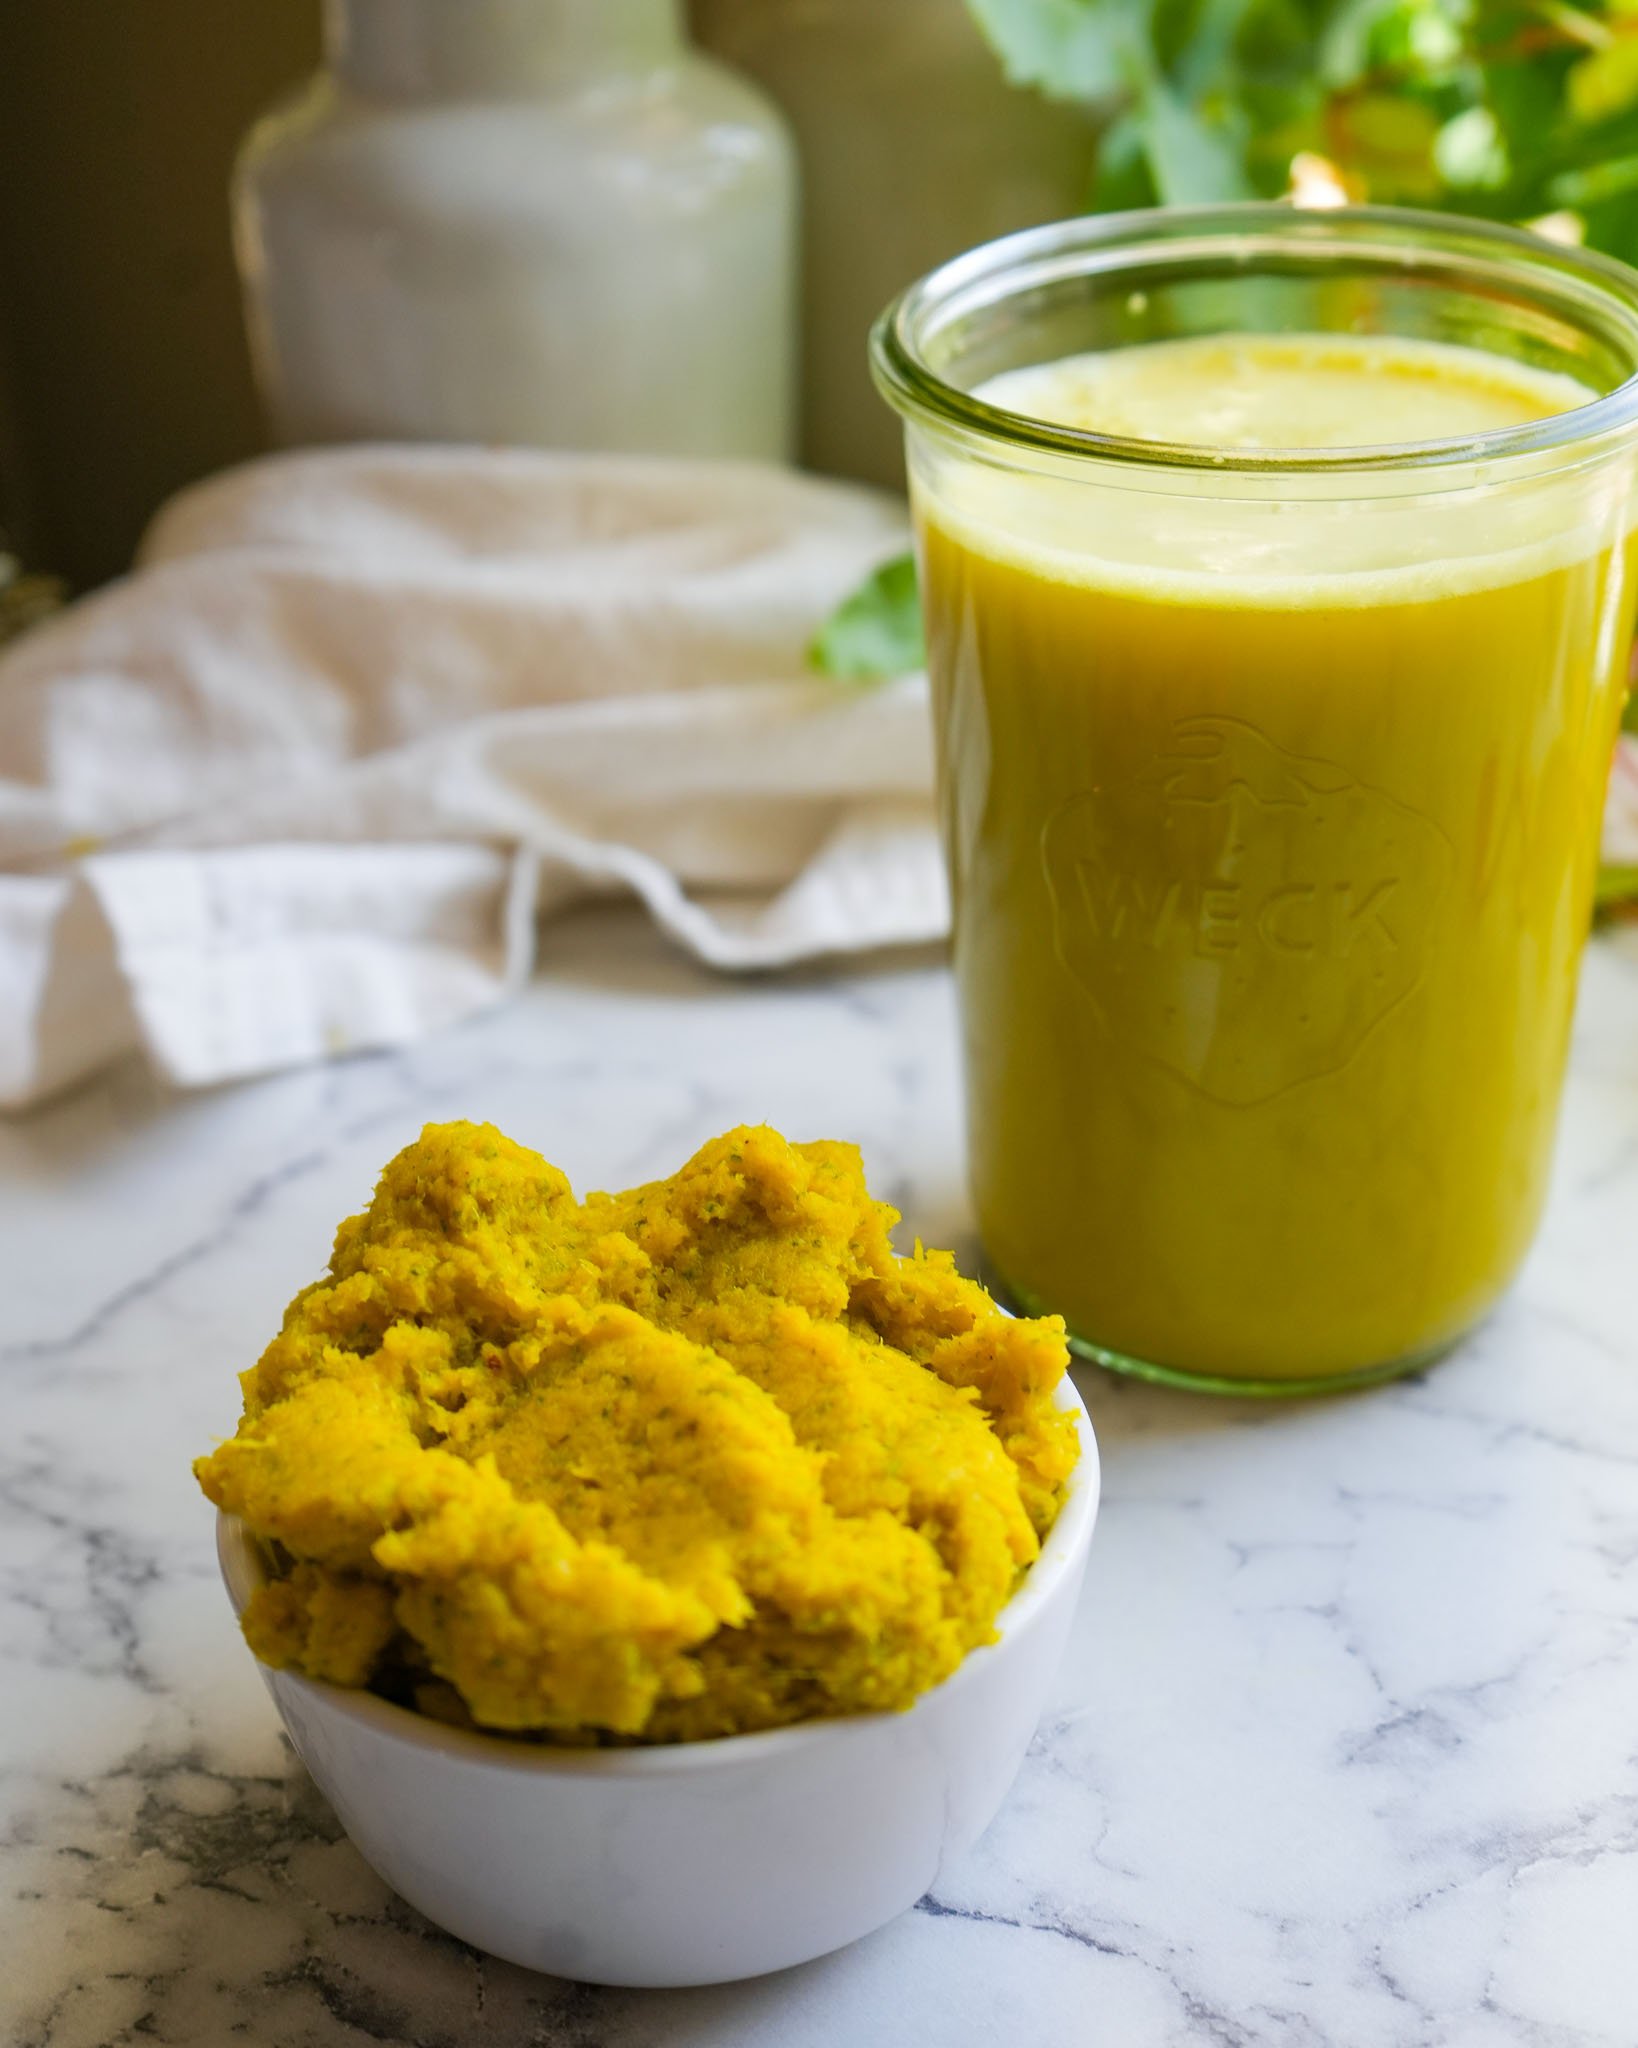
690,0,1095,487
875,206,1638,1395
235,0,796,461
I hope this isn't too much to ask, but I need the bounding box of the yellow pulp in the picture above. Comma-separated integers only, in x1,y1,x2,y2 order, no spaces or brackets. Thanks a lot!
196,1121,1078,1739
920,333,1631,1383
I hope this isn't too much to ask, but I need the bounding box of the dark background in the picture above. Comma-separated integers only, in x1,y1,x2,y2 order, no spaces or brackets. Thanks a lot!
0,1,321,590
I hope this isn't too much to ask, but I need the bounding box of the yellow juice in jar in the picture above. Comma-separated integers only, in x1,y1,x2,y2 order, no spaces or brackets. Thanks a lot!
917,334,1633,1386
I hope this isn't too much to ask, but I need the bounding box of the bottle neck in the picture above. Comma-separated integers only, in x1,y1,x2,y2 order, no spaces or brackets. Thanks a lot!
326,0,685,98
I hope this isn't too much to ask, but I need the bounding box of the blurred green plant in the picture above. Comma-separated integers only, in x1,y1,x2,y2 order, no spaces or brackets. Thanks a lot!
812,2,1638,906
964,1,1638,258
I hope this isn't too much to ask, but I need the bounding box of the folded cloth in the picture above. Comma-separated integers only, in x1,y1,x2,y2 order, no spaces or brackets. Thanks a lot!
0,449,943,1108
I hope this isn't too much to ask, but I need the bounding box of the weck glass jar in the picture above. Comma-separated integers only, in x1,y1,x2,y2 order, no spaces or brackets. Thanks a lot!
875,206,1638,1394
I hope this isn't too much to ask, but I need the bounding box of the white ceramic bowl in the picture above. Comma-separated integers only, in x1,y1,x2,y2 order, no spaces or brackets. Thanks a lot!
216,1376,1098,1987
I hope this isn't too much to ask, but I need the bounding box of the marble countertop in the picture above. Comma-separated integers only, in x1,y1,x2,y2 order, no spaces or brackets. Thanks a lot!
5,907,1637,2048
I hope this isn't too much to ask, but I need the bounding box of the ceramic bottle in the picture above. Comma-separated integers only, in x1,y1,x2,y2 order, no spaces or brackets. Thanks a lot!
235,0,797,460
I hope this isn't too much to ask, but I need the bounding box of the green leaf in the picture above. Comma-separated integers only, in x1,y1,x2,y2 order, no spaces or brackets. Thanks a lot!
1435,105,1512,190
1135,65,1256,201
808,555,925,683
1091,106,1164,209
1568,33,1638,123
1363,0,1471,77
1174,0,1260,97
1333,90,1445,198
1549,150,1638,204
1576,180,1638,266
1319,0,1412,88
1596,862,1638,909
965,0,1144,102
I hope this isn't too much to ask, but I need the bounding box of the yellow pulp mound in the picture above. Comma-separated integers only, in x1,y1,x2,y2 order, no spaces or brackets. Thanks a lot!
196,1122,1078,1742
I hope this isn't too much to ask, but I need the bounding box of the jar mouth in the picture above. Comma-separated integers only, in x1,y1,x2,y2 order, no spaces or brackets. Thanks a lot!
872,204,1638,479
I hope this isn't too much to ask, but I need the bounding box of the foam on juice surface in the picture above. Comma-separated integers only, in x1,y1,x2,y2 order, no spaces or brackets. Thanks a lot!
921,334,1615,607
977,333,1594,450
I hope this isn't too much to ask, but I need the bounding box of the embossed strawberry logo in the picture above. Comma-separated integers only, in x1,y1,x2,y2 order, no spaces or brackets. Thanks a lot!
1041,717,1454,1106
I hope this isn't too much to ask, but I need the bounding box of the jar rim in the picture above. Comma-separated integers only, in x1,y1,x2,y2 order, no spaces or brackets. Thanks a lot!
870,203,1638,480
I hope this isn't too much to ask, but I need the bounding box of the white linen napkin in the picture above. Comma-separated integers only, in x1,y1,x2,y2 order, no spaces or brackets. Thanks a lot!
0,448,943,1108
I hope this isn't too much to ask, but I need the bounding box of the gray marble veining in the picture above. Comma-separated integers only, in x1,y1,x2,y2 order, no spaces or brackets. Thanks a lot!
4,909,1637,2048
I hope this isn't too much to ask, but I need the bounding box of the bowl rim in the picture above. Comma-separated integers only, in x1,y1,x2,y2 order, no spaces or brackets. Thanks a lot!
216,1370,1100,1777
